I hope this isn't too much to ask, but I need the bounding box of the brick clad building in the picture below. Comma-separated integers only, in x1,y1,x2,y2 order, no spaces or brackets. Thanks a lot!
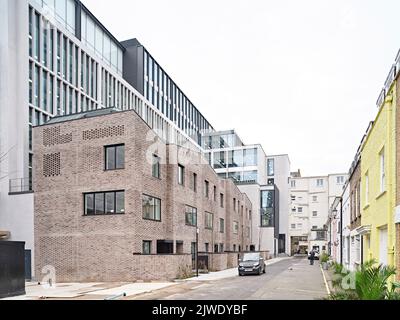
33,108,253,282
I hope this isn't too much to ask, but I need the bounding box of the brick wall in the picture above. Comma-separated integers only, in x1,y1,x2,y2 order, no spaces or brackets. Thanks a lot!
33,109,252,282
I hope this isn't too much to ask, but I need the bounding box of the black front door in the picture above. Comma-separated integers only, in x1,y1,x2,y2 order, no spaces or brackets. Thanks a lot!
278,234,286,254
24,249,31,280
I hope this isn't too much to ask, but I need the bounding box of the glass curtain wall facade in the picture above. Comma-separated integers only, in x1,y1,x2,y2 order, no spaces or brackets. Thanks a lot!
26,0,211,189
143,50,213,145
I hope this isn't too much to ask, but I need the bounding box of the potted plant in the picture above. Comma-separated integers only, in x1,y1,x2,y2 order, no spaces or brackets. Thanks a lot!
320,252,329,270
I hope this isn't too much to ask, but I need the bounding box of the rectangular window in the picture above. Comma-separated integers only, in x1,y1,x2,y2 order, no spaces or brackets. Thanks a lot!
34,12,40,61
243,148,257,166
312,196,317,202
192,173,197,192
312,211,317,217
185,205,197,227
213,186,217,201
291,180,296,188
34,65,39,107
298,207,303,213
142,241,151,255
219,243,224,253
220,193,224,208
233,221,239,234
152,154,160,178
204,180,209,198
316,179,324,187
142,194,161,221
291,224,296,229
219,218,224,233
84,191,125,215
105,144,125,170
213,151,226,169
178,164,184,185
336,176,344,184
267,158,274,176
205,212,213,229
261,190,274,227
380,148,385,193
205,243,209,252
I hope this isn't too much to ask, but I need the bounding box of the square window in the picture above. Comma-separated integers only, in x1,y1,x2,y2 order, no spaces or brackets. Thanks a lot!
105,144,124,170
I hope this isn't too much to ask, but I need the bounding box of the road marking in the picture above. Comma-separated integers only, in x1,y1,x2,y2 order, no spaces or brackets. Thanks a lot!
320,265,331,296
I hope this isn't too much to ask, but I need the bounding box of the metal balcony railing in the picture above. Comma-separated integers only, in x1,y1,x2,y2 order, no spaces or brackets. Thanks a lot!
384,65,396,92
376,88,386,108
9,178,32,193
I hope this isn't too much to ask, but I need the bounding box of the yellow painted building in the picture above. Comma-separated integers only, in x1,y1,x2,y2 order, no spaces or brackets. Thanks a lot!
360,81,396,269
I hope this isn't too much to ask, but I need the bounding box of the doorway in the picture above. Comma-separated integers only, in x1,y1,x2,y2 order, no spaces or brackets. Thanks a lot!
278,234,286,253
379,227,388,265
24,249,31,280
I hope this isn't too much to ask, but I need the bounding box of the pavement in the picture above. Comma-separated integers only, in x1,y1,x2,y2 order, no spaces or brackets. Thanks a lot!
3,281,177,300
3,256,328,300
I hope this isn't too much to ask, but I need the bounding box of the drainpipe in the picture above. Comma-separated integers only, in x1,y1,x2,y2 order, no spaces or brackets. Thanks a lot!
340,197,343,265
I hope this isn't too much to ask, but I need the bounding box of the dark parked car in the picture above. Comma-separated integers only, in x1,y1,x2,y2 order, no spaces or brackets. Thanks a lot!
238,252,266,276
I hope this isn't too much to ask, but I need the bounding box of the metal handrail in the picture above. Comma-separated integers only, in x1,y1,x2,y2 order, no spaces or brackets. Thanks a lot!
9,177,32,193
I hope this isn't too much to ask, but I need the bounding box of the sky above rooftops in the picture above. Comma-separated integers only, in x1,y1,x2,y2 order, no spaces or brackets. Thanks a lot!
82,0,400,176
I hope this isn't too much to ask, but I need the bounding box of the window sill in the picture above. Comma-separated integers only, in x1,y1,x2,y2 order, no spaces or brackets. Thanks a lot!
376,190,386,200
104,168,125,172
83,213,125,216
142,217,162,222
151,176,162,180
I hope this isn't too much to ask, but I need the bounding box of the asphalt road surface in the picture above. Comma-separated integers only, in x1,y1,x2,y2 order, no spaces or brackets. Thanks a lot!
130,257,328,300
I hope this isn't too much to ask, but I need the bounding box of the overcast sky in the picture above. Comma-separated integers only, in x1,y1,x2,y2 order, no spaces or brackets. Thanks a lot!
82,0,400,176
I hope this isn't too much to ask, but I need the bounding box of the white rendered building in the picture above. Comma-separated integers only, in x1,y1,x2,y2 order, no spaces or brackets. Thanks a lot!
289,172,347,255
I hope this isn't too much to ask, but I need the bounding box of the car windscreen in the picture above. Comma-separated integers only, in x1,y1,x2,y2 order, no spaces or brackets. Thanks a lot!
242,253,260,261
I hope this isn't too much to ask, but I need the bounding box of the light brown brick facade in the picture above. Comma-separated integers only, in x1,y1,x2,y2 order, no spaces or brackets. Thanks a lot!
33,109,252,282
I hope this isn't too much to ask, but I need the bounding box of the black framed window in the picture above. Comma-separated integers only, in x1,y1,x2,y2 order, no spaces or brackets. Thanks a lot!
220,193,224,207
84,191,125,215
105,144,125,170
205,211,213,229
178,164,184,185
185,205,197,226
204,180,209,198
142,194,161,221
142,241,152,254
152,154,160,178
192,173,197,192
233,221,239,234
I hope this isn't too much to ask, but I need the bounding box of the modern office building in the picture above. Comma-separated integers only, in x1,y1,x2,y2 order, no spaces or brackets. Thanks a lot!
0,0,215,280
33,108,254,282
203,130,291,255
289,173,347,255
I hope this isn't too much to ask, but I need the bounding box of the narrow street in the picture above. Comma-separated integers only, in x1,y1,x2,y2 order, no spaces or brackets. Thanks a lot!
130,257,328,300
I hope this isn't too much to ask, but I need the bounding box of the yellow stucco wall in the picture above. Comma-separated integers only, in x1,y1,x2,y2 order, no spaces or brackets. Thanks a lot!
360,82,396,268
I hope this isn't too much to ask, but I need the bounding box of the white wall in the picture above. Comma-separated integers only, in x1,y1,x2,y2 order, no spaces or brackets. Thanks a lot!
0,0,35,277
237,184,275,253
268,154,290,254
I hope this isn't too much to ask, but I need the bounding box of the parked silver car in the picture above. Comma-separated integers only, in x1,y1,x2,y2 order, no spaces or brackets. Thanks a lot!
238,252,266,276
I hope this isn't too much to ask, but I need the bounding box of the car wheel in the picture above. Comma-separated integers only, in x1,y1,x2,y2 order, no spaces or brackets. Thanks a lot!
263,266,266,274
239,272,243,276
258,267,262,275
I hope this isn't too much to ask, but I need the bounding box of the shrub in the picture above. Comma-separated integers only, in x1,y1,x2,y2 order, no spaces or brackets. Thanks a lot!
328,259,399,300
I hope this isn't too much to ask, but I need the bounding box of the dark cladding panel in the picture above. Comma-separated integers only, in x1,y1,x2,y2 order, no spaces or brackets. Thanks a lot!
121,39,144,95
